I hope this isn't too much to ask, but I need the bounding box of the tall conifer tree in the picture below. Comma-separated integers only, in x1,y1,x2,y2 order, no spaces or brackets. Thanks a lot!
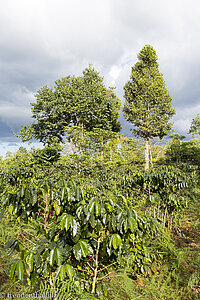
123,45,175,170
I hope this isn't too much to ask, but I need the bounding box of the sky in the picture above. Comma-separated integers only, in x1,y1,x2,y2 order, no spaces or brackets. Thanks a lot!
0,0,200,156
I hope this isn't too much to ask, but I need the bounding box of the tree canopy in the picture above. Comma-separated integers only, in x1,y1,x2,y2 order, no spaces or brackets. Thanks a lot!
19,65,121,145
123,44,175,169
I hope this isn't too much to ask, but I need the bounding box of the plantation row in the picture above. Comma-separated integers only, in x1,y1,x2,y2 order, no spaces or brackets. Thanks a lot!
0,136,199,298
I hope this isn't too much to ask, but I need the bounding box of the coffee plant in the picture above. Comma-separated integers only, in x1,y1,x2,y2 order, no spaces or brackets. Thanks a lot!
1,178,157,294
119,166,193,229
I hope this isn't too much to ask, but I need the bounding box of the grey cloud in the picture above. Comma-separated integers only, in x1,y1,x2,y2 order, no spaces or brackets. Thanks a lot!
7,143,18,147
0,119,13,137
0,0,199,150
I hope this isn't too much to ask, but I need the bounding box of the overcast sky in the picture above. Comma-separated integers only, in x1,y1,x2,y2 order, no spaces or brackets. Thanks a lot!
0,0,200,156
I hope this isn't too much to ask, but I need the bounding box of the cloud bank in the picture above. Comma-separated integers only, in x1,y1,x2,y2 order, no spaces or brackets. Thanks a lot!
0,0,200,154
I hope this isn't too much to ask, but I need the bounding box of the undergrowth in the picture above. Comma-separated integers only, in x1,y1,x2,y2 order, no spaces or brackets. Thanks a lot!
0,190,199,299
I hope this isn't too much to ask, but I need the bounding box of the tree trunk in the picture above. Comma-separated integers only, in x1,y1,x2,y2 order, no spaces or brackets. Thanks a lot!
69,134,76,155
110,147,112,161
101,137,104,163
149,143,153,167
91,232,101,294
144,138,150,171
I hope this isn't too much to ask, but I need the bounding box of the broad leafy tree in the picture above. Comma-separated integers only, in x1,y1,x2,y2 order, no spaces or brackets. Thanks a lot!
123,45,175,170
19,65,121,145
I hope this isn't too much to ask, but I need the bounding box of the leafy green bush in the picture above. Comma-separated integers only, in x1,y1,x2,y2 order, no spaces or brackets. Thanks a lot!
119,166,193,229
1,179,158,295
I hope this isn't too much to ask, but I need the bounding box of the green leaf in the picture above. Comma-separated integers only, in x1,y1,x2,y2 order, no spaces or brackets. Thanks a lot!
73,243,82,261
111,234,122,250
128,217,138,233
123,218,128,233
53,200,61,215
73,240,89,260
102,213,108,225
16,261,24,281
88,245,94,255
79,240,89,257
30,269,38,286
111,216,117,231
76,187,82,201
95,201,101,217
65,264,73,280
96,219,102,232
60,214,66,229
49,248,56,266
55,248,63,266
32,191,37,205
10,261,17,280
88,199,95,213
58,265,65,280
65,215,73,232
76,205,83,219
26,253,34,272
43,261,50,277
72,219,78,237
89,213,96,228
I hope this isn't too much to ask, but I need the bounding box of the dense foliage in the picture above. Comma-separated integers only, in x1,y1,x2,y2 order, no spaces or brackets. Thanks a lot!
0,47,200,298
0,135,199,297
19,65,121,145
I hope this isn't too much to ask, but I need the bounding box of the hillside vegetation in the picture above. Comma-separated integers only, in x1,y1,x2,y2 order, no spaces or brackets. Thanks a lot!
0,136,199,299
0,46,200,299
